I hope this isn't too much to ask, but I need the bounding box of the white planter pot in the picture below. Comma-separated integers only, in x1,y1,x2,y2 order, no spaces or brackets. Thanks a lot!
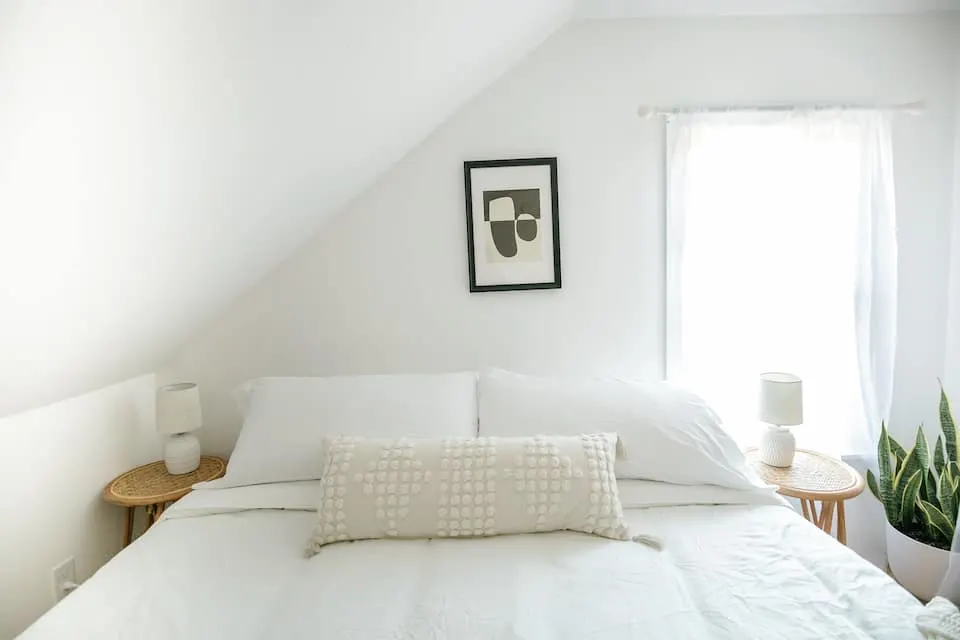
886,522,954,601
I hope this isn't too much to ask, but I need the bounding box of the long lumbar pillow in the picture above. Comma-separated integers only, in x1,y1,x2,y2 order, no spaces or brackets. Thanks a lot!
306,433,631,553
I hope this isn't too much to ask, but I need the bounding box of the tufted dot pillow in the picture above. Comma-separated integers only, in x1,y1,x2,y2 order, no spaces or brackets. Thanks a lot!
307,433,630,553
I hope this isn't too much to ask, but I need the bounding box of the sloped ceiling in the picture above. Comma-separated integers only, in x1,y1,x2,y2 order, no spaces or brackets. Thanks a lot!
0,0,574,418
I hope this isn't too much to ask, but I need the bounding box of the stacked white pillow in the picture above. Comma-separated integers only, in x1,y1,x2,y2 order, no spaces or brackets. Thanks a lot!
477,369,764,490
210,369,763,493
204,373,478,489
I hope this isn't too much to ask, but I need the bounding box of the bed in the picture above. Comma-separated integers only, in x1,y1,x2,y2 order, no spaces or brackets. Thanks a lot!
20,480,923,639
16,370,933,639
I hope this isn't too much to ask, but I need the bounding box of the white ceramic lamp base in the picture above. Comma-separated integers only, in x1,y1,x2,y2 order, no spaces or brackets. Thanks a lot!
164,432,201,475
759,425,796,467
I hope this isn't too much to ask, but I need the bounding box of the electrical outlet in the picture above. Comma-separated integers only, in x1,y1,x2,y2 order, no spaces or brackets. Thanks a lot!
52,557,76,603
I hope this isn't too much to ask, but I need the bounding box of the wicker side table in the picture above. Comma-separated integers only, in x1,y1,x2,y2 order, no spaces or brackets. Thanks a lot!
745,448,864,545
103,456,225,547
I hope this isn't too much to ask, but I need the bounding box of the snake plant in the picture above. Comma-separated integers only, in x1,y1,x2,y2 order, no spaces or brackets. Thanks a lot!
867,383,959,550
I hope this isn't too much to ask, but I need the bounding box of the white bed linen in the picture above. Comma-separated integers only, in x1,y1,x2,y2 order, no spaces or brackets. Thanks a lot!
19,482,923,639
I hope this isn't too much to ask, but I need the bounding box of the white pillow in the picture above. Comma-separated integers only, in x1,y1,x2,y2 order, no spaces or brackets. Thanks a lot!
306,433,630,552
205,373,479,489
477,369,764,490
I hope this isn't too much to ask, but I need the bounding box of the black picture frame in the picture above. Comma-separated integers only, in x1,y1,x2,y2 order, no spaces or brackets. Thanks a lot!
463,157,561,293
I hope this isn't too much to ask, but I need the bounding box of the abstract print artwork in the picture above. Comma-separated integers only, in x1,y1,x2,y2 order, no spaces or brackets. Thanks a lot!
464,158,561,292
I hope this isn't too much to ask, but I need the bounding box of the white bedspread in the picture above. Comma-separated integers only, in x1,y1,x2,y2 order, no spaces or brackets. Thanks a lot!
19,482,924,639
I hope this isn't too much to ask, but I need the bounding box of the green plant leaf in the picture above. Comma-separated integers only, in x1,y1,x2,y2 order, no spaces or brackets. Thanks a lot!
899,470,923,528
890,438,908,459
934,434,946,476
878,423,899,525
954,478,960,522
938,467,958,524
867,469,881,502
914,426,930,475
893,433,921,501
918,499,956,544
924,469,939,505
914,427,934,502
940,381,958,463
890,438,907,476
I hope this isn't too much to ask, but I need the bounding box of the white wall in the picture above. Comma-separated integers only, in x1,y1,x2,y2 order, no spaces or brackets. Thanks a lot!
0,0,571,419
0,375,156,640
161,15,959,563
946,46,960,394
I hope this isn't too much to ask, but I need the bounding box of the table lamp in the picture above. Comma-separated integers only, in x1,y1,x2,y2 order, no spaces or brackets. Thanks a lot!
157,383,203,475
759,372,803,467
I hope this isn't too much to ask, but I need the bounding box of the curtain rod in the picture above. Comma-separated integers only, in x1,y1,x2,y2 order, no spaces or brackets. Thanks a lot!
637,101,926,119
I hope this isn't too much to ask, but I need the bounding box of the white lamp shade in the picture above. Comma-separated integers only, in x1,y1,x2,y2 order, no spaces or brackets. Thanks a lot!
157,383,203,435
759,372,803,426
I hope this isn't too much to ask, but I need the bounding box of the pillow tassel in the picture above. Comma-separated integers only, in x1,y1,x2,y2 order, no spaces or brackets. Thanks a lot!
615,436,627,461
631,534,663,551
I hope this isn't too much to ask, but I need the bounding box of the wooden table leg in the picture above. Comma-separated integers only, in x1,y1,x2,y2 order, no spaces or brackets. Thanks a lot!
123,507,135,548
801,499,811,521
837,500,847,545
145,504,156,530
819,501,835,536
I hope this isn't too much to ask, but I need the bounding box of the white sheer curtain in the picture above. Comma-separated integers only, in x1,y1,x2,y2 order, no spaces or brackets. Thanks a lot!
666,110,897,456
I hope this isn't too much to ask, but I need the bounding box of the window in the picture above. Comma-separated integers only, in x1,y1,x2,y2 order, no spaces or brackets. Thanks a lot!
666,111,897,456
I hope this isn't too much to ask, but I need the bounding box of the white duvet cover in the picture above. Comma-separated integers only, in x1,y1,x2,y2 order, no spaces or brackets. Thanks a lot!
19,482,923,639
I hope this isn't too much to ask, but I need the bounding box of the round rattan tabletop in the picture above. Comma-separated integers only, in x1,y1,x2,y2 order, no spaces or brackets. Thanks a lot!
103,456,225,507
745,448,864,501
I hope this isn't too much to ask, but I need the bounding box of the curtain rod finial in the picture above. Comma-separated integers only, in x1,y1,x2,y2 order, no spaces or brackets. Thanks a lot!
637,106,658,119
900,100,926,116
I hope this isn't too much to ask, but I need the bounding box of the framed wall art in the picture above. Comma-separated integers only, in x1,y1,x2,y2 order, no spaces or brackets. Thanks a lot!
463,157,561,292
